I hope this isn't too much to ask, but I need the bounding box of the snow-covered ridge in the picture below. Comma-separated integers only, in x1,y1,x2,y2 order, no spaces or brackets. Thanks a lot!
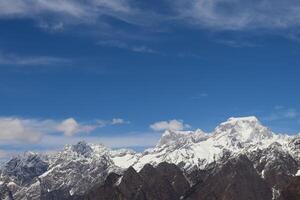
123,116,294,171
0,116,299,199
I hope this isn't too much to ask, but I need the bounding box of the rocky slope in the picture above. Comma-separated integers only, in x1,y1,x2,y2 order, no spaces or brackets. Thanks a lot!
85,162,190,200
280,176,300,200
183,155,272,200
0,116,299,199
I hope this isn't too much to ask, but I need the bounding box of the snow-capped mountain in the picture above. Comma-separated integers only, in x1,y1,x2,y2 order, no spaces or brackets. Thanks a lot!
121,116,293,171
0,142,124,200
0,116,299,199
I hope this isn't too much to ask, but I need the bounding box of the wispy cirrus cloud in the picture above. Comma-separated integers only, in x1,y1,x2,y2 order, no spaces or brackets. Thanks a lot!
215,38,260,48
191,93,208,100
1,0,300,33
0,0,142,31
172,0,300,31
1,0,300,45
262,107,298,122
97,40,157,54
0,52,70,66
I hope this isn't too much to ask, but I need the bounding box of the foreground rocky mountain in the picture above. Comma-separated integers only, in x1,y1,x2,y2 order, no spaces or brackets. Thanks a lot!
85,162,190,200
85,155,273,200
183,155,272,200
0,116,299,199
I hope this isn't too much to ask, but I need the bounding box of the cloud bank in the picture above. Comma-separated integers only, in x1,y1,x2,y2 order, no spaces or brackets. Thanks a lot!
0,117,128,143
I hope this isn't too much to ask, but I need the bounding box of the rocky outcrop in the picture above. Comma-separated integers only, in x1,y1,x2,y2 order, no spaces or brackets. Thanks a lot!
0,152,48,186
85,162,190,200
248,142,298,191
184,155,272,200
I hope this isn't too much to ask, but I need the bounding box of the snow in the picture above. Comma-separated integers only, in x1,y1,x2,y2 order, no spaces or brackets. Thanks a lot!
7,181,16,187
69,188,75,196
126,116,294,171
261,170,265,179
226,116,259,123
1,115,298,199
10,116,293,174
157,130,191,147
114,176,123,186
39,164,59,178
272,187,280,200
111,153,138,168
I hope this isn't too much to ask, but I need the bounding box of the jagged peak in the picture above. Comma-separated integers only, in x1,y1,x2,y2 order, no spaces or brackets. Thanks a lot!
71,141,93,157
157,129,208,147
157,130,188,147
216,116,266,132
4,151,46,165
214,116,273,141
110,148,136,157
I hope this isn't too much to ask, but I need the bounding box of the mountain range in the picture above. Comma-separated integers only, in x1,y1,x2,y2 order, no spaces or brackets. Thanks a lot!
0,116,299,200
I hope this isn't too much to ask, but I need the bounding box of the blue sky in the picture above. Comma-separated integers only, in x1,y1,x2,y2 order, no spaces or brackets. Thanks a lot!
1,0,300,158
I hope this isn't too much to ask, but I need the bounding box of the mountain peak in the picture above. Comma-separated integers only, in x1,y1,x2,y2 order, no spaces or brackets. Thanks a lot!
225,116,259,124
157,130,189,147
215,116,273,142
71,141,93,157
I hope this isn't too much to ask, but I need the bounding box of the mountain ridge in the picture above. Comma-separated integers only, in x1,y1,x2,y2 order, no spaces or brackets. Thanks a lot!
0,116,299,199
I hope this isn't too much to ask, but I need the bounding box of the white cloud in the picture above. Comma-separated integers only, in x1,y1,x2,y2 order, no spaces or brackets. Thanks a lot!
0,116,129,143
0,132,161,160
96,118,129,127
56,118,96,137
39,133,160,149
1,0,300,34
0,0,138,31
150,119,190,131
0,118,43,143
111,118,129,125
97,40,157,54
0,150,8,158
173,0,300,31
0,52,69,66
262,107,298,122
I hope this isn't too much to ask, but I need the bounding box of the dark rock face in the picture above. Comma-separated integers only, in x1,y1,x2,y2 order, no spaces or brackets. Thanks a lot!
1,138,299,200
280,177,300,200
248,143,298,190
40,189,83,200
84,162,190,200
288,136,300,165
183,155,272,200
85,156,283,200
